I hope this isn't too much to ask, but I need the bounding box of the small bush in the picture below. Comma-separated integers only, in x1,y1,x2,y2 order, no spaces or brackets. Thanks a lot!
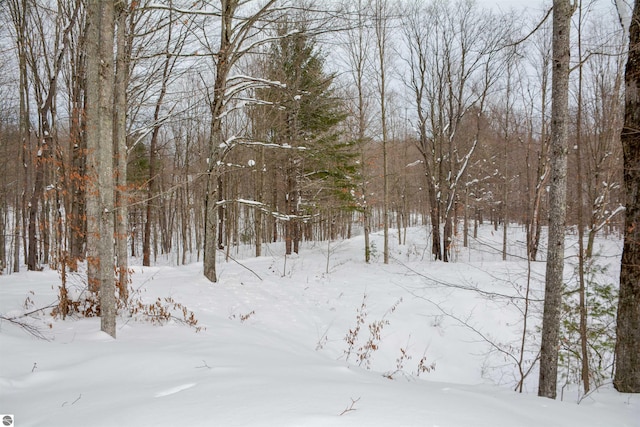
343,294,403,370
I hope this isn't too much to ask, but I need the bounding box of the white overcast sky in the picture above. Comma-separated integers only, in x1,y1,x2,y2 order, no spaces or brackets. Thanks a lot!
477,0,631,31
478,0,549,13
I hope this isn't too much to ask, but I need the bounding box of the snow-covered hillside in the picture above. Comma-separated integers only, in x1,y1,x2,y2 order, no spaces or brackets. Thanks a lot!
1,226,637,426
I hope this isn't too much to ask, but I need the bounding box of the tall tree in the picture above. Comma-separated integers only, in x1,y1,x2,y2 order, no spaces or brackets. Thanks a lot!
342,0,374,263
538,0,575,399
373,0,391,264
202,0,280,282
7,0,31,274
574,0,590,394
86,0,116,338
114,0,130,302
402,0,504,262
524,13,553,262
142,5,187,267
259,20,352,255
615,0,640,393
66,0,88,271
8,0,80,270
402,0,441,260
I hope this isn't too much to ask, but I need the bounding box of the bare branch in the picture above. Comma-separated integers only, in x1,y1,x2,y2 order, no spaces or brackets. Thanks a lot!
338,397,360,416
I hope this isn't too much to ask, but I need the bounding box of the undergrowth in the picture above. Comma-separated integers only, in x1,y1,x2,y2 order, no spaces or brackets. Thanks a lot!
343,293,434,379
22,261,206,334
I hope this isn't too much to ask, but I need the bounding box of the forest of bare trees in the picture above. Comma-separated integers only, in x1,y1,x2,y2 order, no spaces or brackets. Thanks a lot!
0,0,637,392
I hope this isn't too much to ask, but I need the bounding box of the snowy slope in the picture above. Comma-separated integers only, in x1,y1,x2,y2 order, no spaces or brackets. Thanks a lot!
1,226,637,426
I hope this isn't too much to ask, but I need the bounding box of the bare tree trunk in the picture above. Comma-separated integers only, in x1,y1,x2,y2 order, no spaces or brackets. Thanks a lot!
285,165,294,255
181,131,192,264
255,147,264,257
614,0,640,393
203,0,238,282
68,35,86,271
343,0,371,262
86,0,116,338
13,192,21,273
538,0,574,399
114,1,129,302
574,1,590,394
143,49,172,267
8,0,30,274
527,23,552,262
374,0,390,265
217,175,225,251
502,63,512,262
272,172,278,243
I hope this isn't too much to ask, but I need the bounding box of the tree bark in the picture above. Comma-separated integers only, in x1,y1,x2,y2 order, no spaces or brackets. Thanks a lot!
526,23,552,263
538,0,574,399
374,0,390,265
68,32,87,271
86,0,116,338
574,1,590,394
614,0,640,393
114,1,129,302
203,0,237,282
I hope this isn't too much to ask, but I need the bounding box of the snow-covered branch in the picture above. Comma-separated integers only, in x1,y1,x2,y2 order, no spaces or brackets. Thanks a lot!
214,198,313,223
592,205,625,234
219,135,307,152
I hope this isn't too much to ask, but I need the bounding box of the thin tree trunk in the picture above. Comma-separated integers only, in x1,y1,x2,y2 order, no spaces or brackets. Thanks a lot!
374,0,390,265
255,147,264,257
285,165,294,255
69,48,86,271
203,0,238,282
538,0,574,399
143,53,172,266
272,171,278,243
528,41,551,262
575,1,590,394
217,175,224,250
0,174,5,273
114,1,129,302
8,0,31,274
14,192,21,273
502,71,511,261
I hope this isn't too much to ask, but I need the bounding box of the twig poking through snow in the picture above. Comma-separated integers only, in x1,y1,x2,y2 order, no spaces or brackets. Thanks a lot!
196,360,212,369
339,397,360,416
61,394,82,407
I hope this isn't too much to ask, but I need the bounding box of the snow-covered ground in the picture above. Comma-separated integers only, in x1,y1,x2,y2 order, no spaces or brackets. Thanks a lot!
1,225,637,426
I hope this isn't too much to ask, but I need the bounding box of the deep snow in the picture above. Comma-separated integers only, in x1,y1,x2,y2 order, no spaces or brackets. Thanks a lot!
1,225,637,426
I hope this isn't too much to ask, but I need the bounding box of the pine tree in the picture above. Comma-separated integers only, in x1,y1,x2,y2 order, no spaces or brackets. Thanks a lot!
259,22,357,251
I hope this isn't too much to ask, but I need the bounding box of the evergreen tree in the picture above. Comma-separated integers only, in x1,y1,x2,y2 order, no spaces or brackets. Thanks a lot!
259,22,357,252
